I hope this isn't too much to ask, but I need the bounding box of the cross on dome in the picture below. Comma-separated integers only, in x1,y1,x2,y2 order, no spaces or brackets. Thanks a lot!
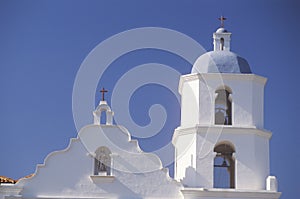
100,87,108,101
218,15,227,28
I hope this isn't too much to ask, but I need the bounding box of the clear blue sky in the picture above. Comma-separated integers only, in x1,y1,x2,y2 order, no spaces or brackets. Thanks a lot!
0,1,299,198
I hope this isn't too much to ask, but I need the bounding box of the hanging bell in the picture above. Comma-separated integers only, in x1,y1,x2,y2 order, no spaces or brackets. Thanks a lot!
221,159,229,167
214,157,229,168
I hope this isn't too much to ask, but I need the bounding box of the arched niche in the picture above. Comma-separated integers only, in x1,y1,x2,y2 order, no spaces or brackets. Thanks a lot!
94,146,112,176
213,141,235,188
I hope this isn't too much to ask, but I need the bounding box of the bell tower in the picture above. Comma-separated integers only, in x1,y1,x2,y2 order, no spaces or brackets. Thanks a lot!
172,19,281,198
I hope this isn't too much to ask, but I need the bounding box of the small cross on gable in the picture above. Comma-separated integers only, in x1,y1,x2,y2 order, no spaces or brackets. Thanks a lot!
100,88,108,101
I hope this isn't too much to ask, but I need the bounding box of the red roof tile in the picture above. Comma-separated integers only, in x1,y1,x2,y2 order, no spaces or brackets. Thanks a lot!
0,176,16,184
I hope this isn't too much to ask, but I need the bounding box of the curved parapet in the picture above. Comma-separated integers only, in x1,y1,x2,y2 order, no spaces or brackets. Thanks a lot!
15,124,182,199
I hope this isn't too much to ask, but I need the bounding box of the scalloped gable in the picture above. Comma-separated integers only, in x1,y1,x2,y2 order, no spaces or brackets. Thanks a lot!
16,124,182,199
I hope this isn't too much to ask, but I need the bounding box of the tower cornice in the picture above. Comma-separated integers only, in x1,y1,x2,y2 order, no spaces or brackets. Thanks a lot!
179,73,267,95
172,125,272,146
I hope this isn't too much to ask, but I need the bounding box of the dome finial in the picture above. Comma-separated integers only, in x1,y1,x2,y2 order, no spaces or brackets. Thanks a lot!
218,15,227,28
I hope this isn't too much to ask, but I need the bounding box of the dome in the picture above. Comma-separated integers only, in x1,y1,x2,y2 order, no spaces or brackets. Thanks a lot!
191,51,252,74
216,27,228,33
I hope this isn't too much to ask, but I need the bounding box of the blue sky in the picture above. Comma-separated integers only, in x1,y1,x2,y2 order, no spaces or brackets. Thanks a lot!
0,0,299,198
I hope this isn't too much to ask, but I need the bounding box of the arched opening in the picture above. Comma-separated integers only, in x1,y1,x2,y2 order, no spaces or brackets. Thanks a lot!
215,88,232,125
220,38,224,50
100,110,107,125
213,142,235,188
93,102,114,125
94,146,112,176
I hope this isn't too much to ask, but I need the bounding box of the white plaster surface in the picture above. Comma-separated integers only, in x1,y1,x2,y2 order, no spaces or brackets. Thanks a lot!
179,73,266,129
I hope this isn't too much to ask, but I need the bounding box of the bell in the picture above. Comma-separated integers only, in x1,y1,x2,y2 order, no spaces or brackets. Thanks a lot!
214,157,229,168
221,159,229,167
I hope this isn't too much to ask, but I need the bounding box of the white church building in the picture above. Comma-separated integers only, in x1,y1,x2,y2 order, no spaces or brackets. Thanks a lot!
0,24,281,199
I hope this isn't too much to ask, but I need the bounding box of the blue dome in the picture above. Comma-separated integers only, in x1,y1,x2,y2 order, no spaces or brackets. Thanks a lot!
191,51,252,74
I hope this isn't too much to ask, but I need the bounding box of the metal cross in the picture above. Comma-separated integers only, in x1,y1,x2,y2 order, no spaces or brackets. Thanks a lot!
100,88,108,101
218,16,227,28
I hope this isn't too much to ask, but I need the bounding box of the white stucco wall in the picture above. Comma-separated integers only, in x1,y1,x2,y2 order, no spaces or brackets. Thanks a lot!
252,81,265,129
172,128,197,185
0,184,22,199
180,78,199,128
179,73,267,129
173,126,271,191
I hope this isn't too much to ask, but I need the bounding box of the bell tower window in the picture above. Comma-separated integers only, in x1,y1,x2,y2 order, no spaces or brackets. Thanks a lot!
94,146,112,176
215,88,232,125
220,38,224,50
213,142,235,188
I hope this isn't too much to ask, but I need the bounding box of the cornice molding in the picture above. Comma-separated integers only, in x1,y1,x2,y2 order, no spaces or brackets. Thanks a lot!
172,125,272,145
179,73,267,94
181,188,281,199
